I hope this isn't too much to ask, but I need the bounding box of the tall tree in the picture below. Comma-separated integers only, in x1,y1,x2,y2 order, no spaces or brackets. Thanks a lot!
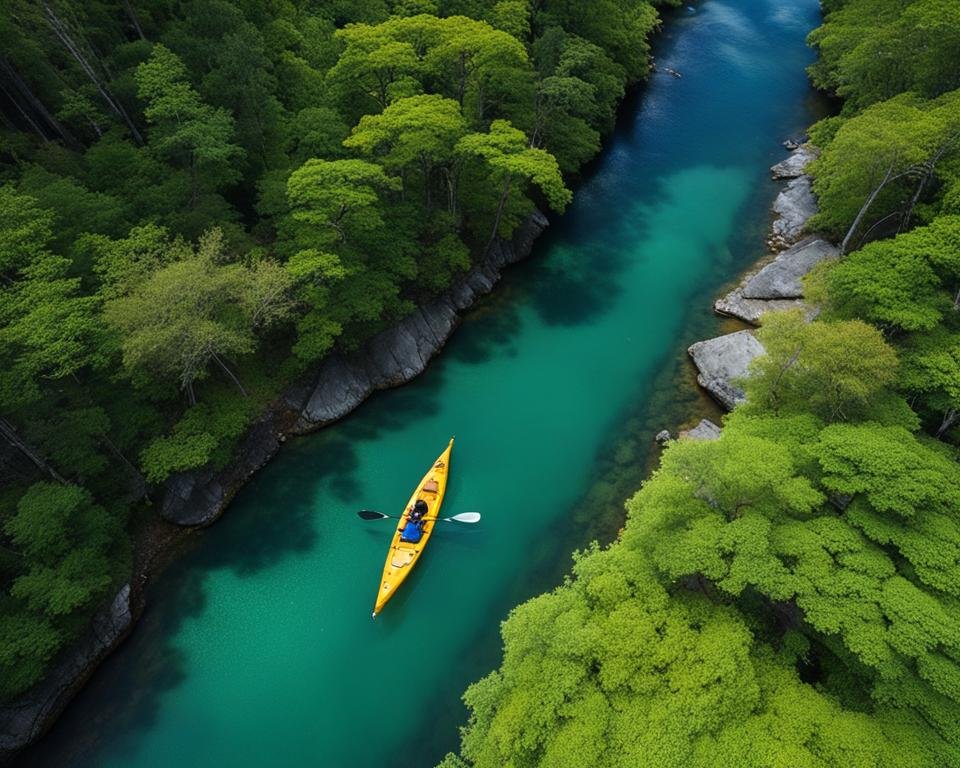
456,119,571,250
344,94,467,211
135,44,244,205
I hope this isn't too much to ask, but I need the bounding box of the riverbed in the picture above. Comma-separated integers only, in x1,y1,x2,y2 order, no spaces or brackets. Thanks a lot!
21,1,825,765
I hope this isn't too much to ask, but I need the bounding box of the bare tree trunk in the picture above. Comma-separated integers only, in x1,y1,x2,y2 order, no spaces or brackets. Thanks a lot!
186,381,197,406
0,57,77,146
856,210,902,249
101,434,147,498
0,417,68,484
937,408,958,438
456,52,468,106
953,285,960,310
122,0,147,40
443,167,457,217
0,76,48,141
769,344,803,414
41,1,144,145
901,134,959,233
421,158,432,211
485,178,511,256
841,163,895,256
213,354,248,397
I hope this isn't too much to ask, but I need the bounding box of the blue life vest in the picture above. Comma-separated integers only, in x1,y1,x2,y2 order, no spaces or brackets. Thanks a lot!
401,521,423,543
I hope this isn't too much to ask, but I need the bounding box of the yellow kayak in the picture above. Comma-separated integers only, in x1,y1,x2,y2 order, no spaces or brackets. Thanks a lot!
372,438,454,617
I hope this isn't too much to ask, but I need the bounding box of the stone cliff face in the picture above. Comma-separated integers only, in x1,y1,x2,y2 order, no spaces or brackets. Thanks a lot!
160,210,548,527
0,211,549,762
0,585,135,763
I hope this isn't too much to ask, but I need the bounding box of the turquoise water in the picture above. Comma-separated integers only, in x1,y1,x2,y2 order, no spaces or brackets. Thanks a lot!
24,2,825,765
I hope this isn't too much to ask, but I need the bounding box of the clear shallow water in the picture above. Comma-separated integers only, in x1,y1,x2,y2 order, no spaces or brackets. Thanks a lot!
24,2,825,766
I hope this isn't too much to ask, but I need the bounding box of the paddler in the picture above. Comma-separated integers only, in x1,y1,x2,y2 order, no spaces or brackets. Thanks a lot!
400,500,428,543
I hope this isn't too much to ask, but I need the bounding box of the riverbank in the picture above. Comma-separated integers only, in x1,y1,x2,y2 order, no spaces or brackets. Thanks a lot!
685,140,836,413
0,209,549,762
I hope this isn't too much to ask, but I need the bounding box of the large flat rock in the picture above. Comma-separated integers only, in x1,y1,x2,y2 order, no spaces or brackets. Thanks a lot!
742,237,838,299
770,145,817,179
714,236,836,325
714,289,807,325
770,176,817,247
688,331,765,410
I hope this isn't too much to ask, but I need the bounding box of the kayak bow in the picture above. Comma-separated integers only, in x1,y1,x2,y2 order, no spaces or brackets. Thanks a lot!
371,438,454,618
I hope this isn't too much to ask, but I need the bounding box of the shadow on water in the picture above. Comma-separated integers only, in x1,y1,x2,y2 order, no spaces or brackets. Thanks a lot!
526,237,630,329
16,441,355,767
442,292,524,366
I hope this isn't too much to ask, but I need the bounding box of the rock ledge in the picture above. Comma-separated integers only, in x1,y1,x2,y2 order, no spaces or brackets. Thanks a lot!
0,585,135,763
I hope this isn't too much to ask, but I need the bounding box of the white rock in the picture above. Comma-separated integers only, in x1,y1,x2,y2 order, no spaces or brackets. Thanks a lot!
770,145,818,179
688,331,766,410
714,288,807,325
771,176,817,246
742,237,838,299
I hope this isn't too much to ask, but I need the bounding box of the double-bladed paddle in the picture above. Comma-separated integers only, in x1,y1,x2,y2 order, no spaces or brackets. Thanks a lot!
357,509,481,523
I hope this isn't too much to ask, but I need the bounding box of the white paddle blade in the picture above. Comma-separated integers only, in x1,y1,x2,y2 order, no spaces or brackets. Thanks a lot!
449,512,481,523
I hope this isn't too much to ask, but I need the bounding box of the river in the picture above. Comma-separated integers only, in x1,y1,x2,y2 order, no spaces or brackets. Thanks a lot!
22,1,826,765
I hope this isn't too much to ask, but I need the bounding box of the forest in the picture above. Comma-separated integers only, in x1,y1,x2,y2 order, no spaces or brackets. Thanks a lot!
0,0,664,699
439,0,960,766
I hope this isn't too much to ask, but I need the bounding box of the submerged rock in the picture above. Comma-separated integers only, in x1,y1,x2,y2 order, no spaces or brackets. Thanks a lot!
654,429,672,445
770,176,817,247
688,331,765,410
679,418,722,441
770,145,818,179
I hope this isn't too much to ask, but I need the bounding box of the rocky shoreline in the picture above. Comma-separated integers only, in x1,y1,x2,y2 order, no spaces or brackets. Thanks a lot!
159,209,548,527
0,144,832,765
0,211,547,762
684,141,835,422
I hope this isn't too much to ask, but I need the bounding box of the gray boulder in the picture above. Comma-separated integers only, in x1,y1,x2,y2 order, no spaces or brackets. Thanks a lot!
771,176,817,246
688,331,766,410
0,585,134,761
742,237,837,299
770,145,818,179
296,210,549,433
679,419,722,441
714,289,805,325
714,237,836,326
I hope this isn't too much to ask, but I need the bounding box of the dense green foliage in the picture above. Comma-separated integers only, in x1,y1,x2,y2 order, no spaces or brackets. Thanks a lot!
0,0,662,698
442,1,960,766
